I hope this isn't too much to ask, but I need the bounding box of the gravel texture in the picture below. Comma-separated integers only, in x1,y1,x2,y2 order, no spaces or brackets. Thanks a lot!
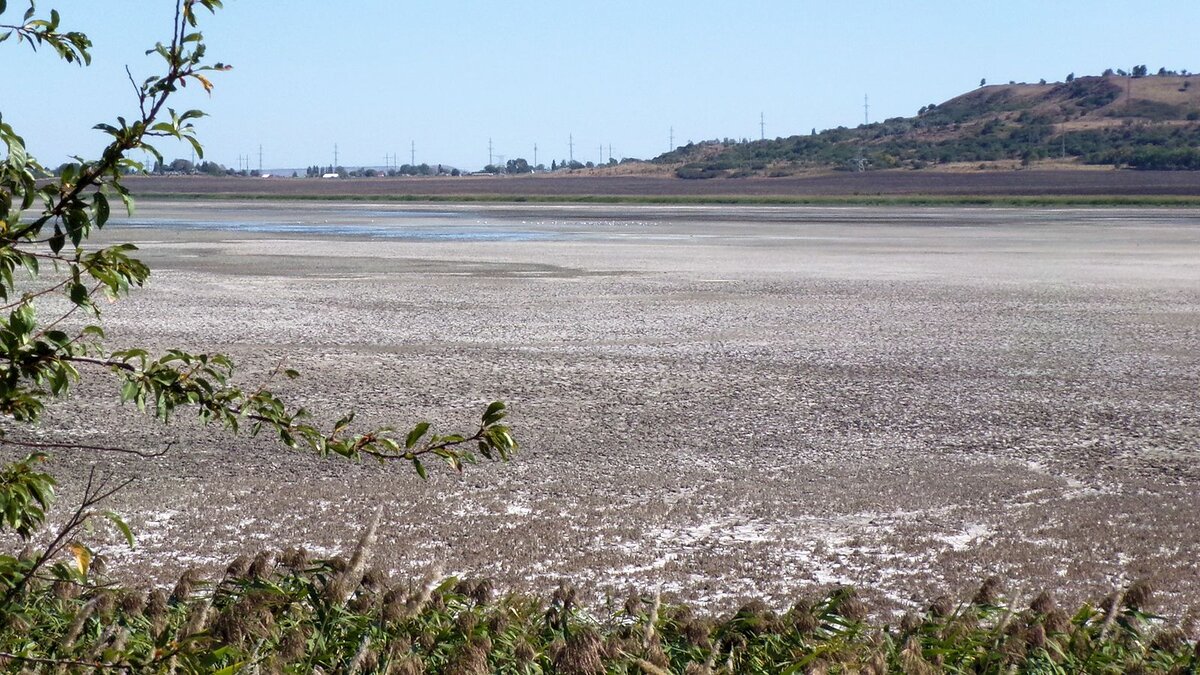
14,202,1200,616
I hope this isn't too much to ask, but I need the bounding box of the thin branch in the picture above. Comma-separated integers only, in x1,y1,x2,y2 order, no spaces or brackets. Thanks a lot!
34,279,106,340
0,277,72,311
64,355,136,373
5,1,204,245
0,438,173,459
0,468,123,608
125,65,146,118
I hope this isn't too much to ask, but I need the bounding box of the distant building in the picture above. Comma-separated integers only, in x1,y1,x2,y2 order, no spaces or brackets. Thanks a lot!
321,173,339,179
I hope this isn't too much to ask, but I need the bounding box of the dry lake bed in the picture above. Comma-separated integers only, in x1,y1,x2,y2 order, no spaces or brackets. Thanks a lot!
19,201,1200,616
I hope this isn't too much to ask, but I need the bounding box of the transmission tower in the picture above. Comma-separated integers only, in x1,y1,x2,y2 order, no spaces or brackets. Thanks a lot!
864,95,870,125
568,134,574,163
760,112,765,140
258,144,263,173
669,126,674,151
488,138,493,167
533,142,538,167
333,143,338,169
410,140,415,166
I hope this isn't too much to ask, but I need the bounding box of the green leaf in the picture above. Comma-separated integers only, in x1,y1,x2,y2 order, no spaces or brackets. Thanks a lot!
483,400,506,426
405,421,430,449
413,458,427,480
93,191,110,227
103,510,136,548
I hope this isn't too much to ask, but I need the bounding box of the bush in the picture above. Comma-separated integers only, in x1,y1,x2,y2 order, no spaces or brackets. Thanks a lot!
0,0,514,647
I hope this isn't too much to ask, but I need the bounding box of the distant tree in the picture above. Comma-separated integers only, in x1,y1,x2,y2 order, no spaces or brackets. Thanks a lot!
551,159,557,171
505,158,531,174
199,160,226,176
451,168,461,176
1039,78,1047,85
980,78,986,87
1103,68,1115,77
1066,72,1075,83
169,158,194,173
1132,64,1148,78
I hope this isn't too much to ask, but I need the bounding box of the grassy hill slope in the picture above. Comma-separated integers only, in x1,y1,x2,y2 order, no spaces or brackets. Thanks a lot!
657,73,1200,177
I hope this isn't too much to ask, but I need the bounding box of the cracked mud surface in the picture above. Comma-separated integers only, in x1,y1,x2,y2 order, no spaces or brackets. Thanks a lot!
14,202,1200,616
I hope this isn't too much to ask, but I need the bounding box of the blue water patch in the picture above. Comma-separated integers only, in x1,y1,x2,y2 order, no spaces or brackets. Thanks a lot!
113,218,557,242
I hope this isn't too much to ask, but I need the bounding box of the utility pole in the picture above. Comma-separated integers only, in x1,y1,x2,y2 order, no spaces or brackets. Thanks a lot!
410,140,415,167
599,144,603,164
608,144,612,163
864,94,870,125
333,143,338,169
488,138,493,167
258,144,263,173
760,112,765,141
669,126,674,151
568,134,574,163
533,142,538,167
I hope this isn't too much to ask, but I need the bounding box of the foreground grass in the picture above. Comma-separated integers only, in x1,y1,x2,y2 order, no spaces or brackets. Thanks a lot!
0,544,1195,674
133,192,1200,208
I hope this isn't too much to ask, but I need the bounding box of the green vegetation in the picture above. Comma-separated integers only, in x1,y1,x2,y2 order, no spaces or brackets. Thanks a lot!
2,5,1198,671
0,0,513,665
0,554,1195,673
658,74,1200,176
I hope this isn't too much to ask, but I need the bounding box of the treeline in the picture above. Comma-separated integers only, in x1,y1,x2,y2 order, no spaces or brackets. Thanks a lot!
302,164,461,178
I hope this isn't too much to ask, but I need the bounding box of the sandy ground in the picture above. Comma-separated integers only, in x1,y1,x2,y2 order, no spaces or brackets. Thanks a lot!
10,202,1200,617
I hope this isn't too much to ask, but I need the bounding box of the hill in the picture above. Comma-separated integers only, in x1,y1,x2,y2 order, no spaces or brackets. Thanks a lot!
656,72,1200,177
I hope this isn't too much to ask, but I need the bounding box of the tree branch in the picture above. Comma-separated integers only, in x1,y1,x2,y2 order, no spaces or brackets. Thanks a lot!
0,438,173,459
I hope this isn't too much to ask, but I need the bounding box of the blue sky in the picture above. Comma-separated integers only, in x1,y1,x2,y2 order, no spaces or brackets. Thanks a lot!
3,1,1199,171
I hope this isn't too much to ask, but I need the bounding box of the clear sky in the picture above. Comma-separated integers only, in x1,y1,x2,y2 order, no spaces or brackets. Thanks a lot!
3,1,1199,172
